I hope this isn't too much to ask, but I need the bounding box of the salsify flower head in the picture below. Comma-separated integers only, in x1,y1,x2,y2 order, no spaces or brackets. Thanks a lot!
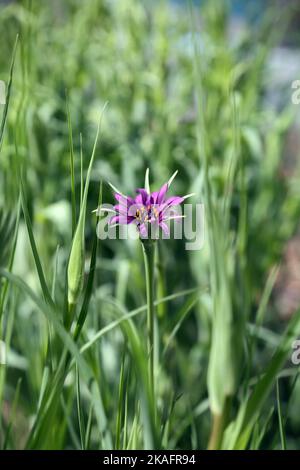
103,170,194,239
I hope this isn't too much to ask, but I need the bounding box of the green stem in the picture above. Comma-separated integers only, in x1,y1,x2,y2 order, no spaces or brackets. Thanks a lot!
65,302,75,330
142,240,156,398
156,240,166,319
208,397,231,450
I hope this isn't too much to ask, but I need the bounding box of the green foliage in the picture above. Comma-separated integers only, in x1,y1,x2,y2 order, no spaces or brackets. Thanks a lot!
0,0,300,450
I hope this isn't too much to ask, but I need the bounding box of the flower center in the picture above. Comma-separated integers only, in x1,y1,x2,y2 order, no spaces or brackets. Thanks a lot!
135,204,159,224
135,206,148,223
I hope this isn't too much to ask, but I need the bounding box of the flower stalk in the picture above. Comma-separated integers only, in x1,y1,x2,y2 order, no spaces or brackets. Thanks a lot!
142,238,156,398
97,169,194,418
208,397,231,450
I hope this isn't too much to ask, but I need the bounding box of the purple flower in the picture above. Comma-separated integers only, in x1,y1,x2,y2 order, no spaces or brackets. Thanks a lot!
107,170,194,239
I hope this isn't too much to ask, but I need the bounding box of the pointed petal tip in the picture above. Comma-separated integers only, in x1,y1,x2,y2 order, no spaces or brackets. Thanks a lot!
92,206,115,215
182,192,195,200
145,167,150,194
167,170,178,188
107,180,126,197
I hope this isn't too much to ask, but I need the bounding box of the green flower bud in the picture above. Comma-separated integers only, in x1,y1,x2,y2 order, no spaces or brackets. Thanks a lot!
67,215,85,306
67,102,107,307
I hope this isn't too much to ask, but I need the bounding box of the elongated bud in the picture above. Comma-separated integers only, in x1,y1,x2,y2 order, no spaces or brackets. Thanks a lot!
67,102,107,307
207,278,243,419
67,215,85,305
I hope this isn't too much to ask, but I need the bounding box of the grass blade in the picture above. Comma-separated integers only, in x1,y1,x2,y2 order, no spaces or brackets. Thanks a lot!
0,35,18,151
76,363,86,449
65,90,76,236
276,379,287,450
19,175,54,308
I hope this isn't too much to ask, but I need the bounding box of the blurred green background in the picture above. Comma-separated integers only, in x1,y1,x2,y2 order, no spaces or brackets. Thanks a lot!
1,0,300,450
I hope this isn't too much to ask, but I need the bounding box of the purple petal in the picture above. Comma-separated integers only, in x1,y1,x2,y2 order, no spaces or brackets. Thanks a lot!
135,188,150,205
159,221,170,236
134,193,145,205
138,223,148,238
110,215,135,225
114,204,128,215
109,215,119,224
161,196,184,212
150,191,158,205
160,206,180,220
156,183,168,204
114,193,134,207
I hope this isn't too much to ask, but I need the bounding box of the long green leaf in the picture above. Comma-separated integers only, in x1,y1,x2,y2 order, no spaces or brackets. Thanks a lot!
0,35,18,151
